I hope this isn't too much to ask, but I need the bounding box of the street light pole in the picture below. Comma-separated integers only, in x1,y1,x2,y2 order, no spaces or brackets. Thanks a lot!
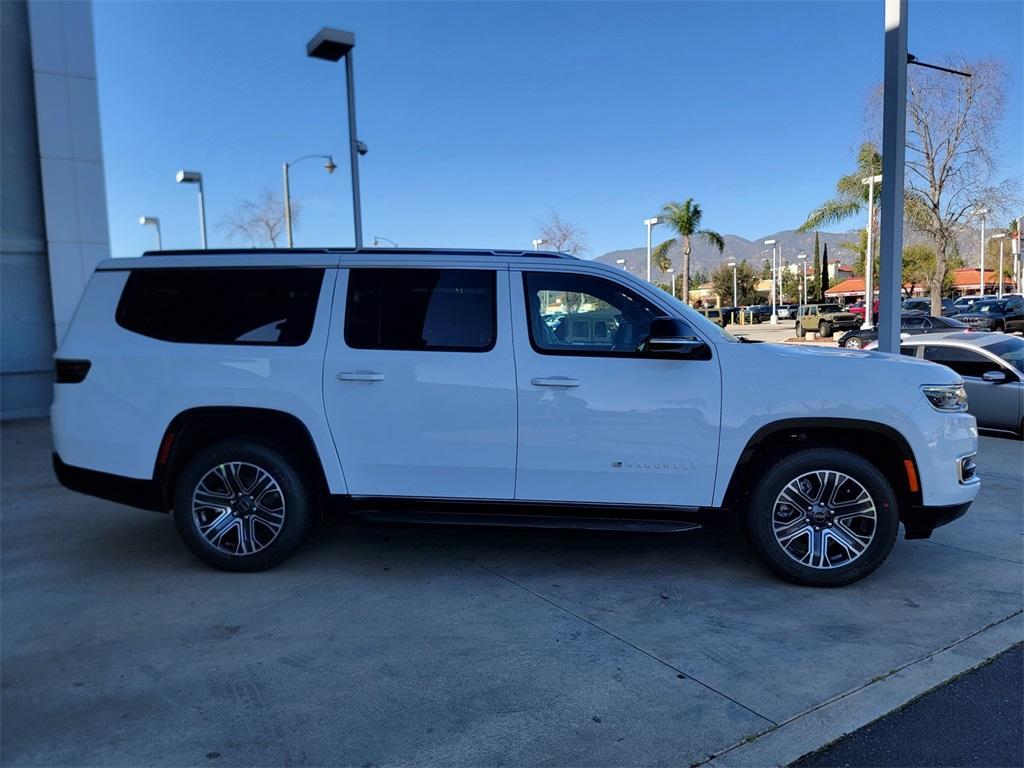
861,174,882,329
727,261,737,306
307,28,365,247
282,154,336,247
532,238,546,251
797,252,807,305
975,208,989,295
665,268,675,298
175,170,206,249
644,217,662,282
615,258,627,271
139,216,162,250
764,239,777,324
991,233,1006,297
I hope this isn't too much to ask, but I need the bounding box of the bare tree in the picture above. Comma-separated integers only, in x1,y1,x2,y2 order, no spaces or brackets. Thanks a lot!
879,58,1018,314
535,211,588,257
220,190,299,247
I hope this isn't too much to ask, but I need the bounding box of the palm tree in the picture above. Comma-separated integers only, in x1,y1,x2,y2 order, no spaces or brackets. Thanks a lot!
651,199,724,304
799,142,882,234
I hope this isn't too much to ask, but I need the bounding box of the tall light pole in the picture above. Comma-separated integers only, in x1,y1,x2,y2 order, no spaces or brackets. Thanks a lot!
974,207,989,295
797,252,808,305
283,154,336,247
644,216,663,282
727,261,737,306
139,216,162,250
665,267,676,298
532,238,547,251
615,258,627,271
175,170,206,249
1014,218,1022,294
764,239,777,324
307,28,366,247
861,174,882,329
991,233,1006,298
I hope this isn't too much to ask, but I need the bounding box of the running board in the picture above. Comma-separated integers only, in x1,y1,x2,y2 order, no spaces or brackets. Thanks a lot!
350,508,703,534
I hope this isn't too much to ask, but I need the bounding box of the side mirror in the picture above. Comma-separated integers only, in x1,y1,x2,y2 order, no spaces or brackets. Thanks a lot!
646,317,709,357
982,370,1007,383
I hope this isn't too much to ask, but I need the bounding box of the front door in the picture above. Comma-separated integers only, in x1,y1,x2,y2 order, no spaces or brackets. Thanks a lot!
511,268,722,508
323,264,517,498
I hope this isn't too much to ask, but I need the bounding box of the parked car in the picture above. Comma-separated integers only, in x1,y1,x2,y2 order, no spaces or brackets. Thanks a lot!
743,304,773,324
837,314,969,349
795,303,863,338
52,247,979,586
848,299,880,323
952,295,996,314
950,297,1024,333
893,333,1023,437
776,304,798,320
697,307,725,327
719,306,739,325
902,297,956,316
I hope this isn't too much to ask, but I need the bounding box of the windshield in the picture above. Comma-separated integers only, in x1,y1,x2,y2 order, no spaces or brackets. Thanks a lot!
819,304,843,313
988,337,1024,373
975,301,1005,313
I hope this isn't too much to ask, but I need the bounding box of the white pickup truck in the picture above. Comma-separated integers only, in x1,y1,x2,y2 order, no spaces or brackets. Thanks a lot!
51,247,979,585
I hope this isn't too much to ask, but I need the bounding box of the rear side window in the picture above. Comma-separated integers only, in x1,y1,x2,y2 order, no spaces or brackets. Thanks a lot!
344,268,496,351
116,268,324,346
921,345,1002,378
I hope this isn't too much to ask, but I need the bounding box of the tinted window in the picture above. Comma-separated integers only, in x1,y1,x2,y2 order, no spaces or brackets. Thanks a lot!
987,338,1024,375
922,345,1002,378
116,268,324,346
902,316,927,329
345,268,495,351
524,272,690,355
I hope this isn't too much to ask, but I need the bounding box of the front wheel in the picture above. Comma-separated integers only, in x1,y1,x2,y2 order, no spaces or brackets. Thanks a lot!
796,322,805,338
819,321,833,338
845,335,863,349
744,448,899,586
172,440,313,571
993,321,1005,333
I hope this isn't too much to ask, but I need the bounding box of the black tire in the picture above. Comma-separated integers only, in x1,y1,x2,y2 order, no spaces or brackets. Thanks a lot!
172,440,313,571
796,322,805,338
819,321,832,338
744,448,900,587
993,321,1004,333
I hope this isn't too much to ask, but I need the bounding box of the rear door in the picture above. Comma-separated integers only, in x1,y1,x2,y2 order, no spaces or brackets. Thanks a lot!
510,267,721,507
322,261,517,498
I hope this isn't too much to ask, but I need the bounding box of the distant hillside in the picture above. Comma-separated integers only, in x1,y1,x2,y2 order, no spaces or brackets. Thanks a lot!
594,227,991,283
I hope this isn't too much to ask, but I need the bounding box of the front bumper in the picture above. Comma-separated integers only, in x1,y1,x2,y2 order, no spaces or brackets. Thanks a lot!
902,501,972,539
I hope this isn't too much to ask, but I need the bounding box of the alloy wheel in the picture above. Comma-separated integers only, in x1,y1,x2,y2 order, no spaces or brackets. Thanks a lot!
772,470,877,569
191,462,286,556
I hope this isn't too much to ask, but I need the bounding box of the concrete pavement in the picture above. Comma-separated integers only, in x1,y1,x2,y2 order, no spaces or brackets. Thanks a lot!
2,420,1021,767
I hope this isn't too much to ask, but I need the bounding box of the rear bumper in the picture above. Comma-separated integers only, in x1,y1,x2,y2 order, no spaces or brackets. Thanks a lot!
53,453,165,512
901,501,972,539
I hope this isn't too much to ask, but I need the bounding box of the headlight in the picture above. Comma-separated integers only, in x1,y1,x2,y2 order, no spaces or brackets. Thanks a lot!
922,384,968,412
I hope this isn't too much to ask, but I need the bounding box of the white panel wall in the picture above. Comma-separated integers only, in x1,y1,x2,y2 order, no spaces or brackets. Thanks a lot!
27,0,109,343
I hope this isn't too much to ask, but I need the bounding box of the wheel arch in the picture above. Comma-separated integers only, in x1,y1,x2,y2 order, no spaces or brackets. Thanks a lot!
721,418,923,515
154,406,334,511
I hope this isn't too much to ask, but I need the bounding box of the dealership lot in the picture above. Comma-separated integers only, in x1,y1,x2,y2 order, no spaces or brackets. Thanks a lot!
2,420,1021,767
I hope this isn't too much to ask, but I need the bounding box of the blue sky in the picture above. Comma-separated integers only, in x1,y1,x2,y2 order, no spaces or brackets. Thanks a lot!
94,1,1022,258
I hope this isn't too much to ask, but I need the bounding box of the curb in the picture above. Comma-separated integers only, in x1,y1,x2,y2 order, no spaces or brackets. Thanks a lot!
694,610,1023,768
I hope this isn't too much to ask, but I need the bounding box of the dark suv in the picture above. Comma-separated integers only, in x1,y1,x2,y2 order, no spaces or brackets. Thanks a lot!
838,313,969,349
953,297,1024,333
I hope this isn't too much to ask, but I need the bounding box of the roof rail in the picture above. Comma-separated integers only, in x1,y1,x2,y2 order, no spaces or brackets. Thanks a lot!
141,247,577,259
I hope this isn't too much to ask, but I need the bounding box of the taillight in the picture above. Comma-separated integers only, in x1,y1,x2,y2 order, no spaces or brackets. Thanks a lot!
55,359,91,384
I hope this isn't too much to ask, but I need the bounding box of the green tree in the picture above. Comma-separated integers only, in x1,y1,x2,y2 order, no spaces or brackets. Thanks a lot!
711,260,759,306
651,199,725,307
781,269,801,303
798,142,882,234
760,259,773,279
902,244,936,298
820,243,830,301
811,232,821,304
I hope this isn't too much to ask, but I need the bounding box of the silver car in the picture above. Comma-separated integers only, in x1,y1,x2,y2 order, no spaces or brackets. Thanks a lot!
896,332,1023,437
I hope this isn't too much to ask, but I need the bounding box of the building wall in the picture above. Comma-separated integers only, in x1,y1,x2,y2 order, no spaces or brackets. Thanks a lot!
1,0,109,420
1,0,55,419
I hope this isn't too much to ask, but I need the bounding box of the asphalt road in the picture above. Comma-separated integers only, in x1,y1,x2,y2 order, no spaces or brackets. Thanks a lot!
793,644,1024,768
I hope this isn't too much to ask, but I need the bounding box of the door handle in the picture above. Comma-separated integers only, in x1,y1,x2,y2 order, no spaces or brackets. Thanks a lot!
531,376,580,387
337,371,384,382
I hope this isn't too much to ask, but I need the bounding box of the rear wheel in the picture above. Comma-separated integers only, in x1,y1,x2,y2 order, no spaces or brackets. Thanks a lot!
744,448,899,586
172,440,313,571
819,321,832,338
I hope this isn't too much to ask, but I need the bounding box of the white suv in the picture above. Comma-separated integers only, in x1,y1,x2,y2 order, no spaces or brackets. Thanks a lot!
52,248,980,585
